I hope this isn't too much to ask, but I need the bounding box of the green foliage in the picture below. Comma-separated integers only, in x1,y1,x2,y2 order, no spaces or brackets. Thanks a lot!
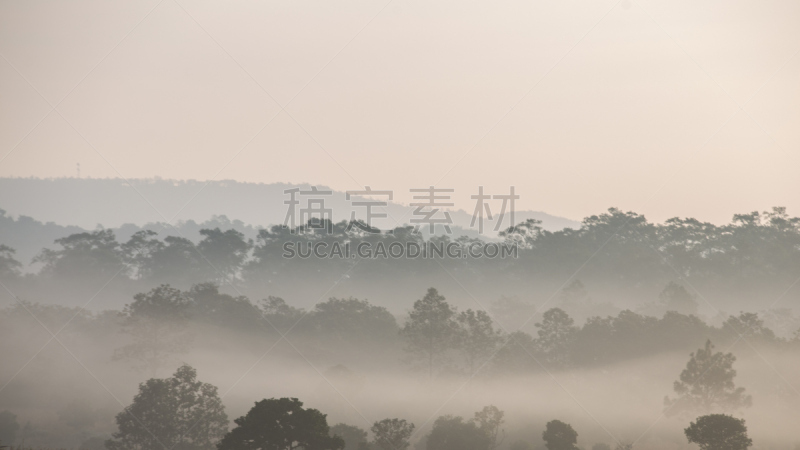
684,414,752,450
218,398,343,450
542,420,578,450
106,365,228,450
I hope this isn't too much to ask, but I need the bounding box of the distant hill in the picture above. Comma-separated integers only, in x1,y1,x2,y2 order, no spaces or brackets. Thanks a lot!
0,177,581,269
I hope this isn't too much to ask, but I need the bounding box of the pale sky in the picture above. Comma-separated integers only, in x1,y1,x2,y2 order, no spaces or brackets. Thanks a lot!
1,0,798,224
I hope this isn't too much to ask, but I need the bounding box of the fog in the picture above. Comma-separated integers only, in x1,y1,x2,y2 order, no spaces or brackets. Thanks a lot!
2,0,800,448
3,309,800,448
1,219,799,448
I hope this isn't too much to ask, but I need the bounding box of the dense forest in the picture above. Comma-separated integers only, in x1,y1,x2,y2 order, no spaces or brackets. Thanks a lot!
1,207,799,449
2,206,799,314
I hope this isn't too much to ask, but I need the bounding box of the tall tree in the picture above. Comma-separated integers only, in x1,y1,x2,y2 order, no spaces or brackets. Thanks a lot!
121,230,162,280
665,340,752,414
456,309,503,374
0,245,22,279
426,416,490,450
684,414,752,450
114,285,194,376
217,398,343,450
542,420,578,450
473,406,505,450
371,418,415,450
197,228,252,284
106,365,228,450
144,236,204,285
535,308,578,368
34,229,126,280
400,288,459,377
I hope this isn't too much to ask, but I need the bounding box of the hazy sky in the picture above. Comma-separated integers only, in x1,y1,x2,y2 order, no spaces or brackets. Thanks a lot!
1,0,798,224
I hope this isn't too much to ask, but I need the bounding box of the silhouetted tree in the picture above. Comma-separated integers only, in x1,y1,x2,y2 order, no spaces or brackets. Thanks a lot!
121,230,162,280
457,310,503,373
197,228,252,284
426,415,490,450
722,312,776,343
106,365,228,450
330,424,368,450
664,340,752,414
0,245,21,279
144,235,205,285
535,309,578,368
188,283,262,331
473,406,505,450
400,288,459,377
371,418,414,450
308,297,399,347
260,296,306,334
542,420,578,450
658,282,697,316
34,229,126,280
684,414,752,450
114,285,193,376
218,398,343,450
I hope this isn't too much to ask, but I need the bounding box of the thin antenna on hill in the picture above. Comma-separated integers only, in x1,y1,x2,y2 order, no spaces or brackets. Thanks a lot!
76,162,81,178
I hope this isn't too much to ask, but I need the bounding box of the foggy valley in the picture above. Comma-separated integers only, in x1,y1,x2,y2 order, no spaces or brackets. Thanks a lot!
2,0,799,448
1,193,799,449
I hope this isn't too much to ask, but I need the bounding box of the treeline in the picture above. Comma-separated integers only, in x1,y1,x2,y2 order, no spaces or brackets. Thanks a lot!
2,207,798,306
2,283,796,380
0,363,756,450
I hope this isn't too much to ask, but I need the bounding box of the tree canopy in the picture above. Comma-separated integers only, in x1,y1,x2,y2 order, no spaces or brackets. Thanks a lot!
542,420,579,450
665,340,752,415
217,398,343,450
684,414,752,450
106,365,227,450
